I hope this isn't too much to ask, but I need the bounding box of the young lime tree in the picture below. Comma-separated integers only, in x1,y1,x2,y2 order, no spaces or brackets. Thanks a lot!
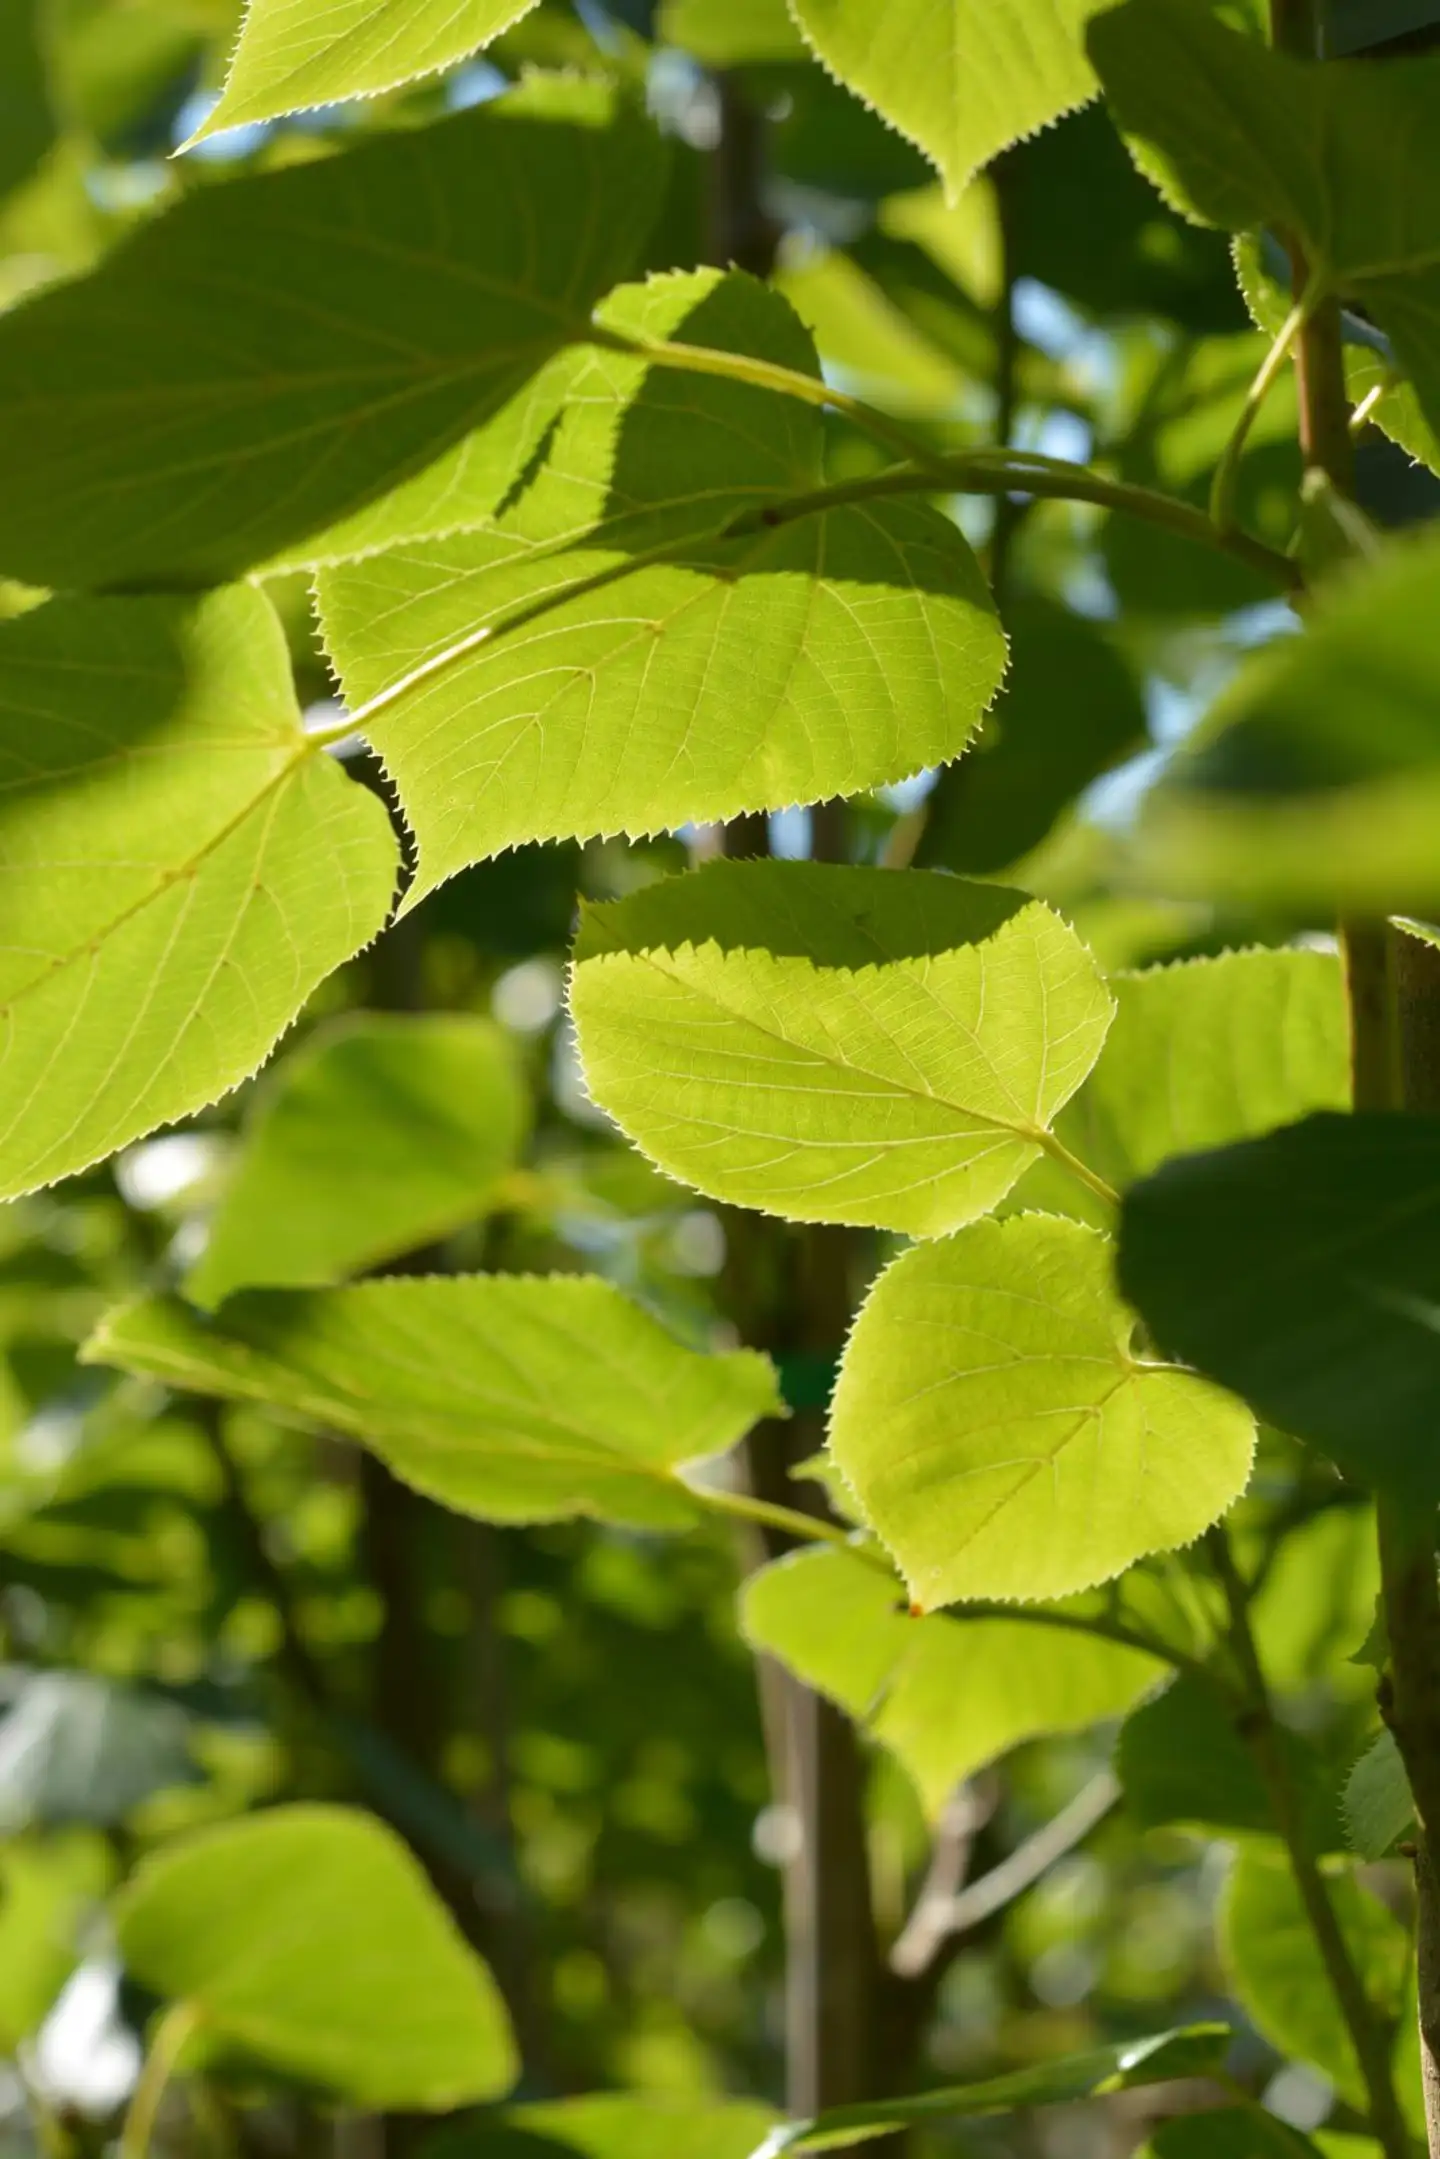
3,0,1440,2152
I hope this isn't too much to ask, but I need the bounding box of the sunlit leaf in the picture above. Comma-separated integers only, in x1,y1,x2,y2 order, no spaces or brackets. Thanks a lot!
1220,1842,1407,2113
321,272,1004,888
1013,945,1352,1217
829,1213,1255,1608
789,0,1102,203
742,1544,1159,1818
657,0,804,65
189,1014,530,1307
114,1805,518,2109
571,859,1112,1236
0,78,662,587
85,1275,782,1529
0,586,396,1201
190,0,539,142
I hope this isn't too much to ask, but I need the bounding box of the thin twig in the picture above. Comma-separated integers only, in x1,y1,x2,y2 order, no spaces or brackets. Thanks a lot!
890,1772,1116,1977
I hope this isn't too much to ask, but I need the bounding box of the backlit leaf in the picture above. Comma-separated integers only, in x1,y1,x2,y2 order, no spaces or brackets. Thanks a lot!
570,859,1113,1236
657,0,804,65
0,586,396,1201
0,78,662,588
789,0,1102,203
85,1275,781,1529
1220,1842,1407,2112
1016,946,1351,1216
114,1805,518,2109
829,1213,1255,1608
319,270,1004,889
191,0,539,142
188,1014,530,1307
742,1544,1160,1818
1118,1112,1440,1498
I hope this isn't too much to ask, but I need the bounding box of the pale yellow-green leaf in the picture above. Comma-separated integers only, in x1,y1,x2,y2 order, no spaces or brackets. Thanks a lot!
829,1214,1255,1609
742,1544,1160,1817
789,0,1103,201
319,270,1004,889
190,0,539,143
115,1805,517,2109
0,586,397,1201
188,1014,531,1307
85,1275,782,1530
571,860,1114,1237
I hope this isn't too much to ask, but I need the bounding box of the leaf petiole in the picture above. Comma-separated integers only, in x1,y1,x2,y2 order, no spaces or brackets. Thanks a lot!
1210,279,1320,534
119,2000,202,2159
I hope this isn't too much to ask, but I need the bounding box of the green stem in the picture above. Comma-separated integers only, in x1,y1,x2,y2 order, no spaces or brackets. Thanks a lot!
1036,1129,1120,1212
591,325,933,469
1210,283,1317,533
119,2001,202,2159
690,1479,896,1575
940,1597,1216,1686
720,450,1301,591
1209,1526,1412,2159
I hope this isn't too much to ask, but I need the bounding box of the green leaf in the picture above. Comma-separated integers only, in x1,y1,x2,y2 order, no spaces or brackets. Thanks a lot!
0,0,54,203
1250,1504,1380,1702
829,1214,1255,1608
0,1671,198,1831
1344,1731,1414,1862
788,0,1102,203
1141,2110,1325,2159
426,2094,782,2159
0,79,662,588
657,0,805,65
84,1275,782,1528
570,858,1112,1237
916,597,1147,876
114,1804,518,2109
0,1831,114,2054
1135,533,1440,914
1118,1111,1440,1498
1057,946,1350,1199
0,586,396,1202
742,1544,1160,1819
320,272,1003,888
188,1015,530,1308
1117,1675,1341,1851
1220,1842,1407,2111
190,0,539,142
1089,0,1440,444
754,2026,1233,2153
